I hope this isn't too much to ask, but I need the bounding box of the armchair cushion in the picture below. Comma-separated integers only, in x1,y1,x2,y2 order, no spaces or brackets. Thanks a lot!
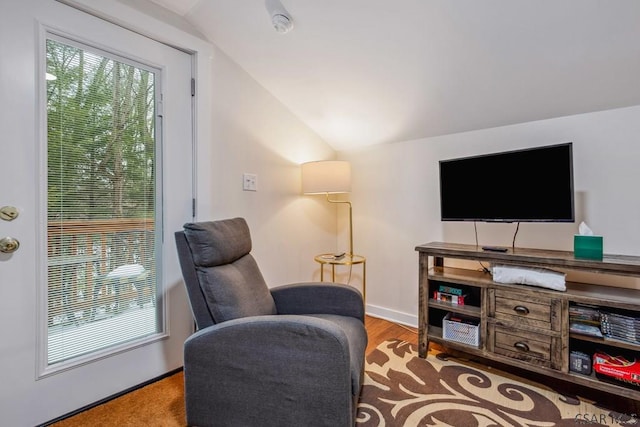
271,282,365,322
197,254,277,322
183,218,251,266
183,219,276,322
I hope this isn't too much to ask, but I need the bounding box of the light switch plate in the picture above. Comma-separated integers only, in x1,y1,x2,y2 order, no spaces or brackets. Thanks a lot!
243,173,257,191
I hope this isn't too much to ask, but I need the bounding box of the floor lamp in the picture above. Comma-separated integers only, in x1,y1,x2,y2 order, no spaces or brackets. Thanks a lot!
301,160,354,256
301,160,366,302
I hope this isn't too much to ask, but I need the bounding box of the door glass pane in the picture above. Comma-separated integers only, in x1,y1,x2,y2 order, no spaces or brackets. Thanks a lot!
46,37,161,365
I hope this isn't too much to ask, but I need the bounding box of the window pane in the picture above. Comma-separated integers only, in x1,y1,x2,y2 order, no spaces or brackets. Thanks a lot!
46,37,160,365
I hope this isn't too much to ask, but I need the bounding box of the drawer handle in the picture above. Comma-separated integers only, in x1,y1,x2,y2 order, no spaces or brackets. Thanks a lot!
514,341,530,352
513,305,530,315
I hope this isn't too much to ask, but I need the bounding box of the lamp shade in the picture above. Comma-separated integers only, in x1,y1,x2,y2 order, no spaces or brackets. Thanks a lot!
301,160,351,194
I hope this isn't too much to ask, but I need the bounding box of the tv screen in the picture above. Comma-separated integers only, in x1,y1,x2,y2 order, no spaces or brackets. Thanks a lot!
439,143,574,222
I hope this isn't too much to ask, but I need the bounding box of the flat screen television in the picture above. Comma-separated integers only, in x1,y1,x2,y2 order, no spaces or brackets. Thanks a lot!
439,142,574,222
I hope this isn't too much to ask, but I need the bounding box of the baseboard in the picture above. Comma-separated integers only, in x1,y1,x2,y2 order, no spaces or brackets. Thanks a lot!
366,303,418,328
38,366,183,426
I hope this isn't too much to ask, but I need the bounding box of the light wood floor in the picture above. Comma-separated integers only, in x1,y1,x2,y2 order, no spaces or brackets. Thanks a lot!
365,315,418,353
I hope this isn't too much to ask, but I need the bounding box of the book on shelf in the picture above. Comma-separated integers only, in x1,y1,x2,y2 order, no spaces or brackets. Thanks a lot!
433,291,466,305
438,284,464,296
570,322,603,338
601,313,640,326
569,304,601,324
600,311,640,345
601,327,640,343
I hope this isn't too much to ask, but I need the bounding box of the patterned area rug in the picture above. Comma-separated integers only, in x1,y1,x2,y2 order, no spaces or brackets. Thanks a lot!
356,339,638,427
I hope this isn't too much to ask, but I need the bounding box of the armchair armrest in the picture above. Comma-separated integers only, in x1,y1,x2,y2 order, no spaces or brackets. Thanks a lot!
184,315,355,427
271,282,365,322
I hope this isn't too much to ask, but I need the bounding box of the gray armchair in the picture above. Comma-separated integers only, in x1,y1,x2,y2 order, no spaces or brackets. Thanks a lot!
175,217,367,427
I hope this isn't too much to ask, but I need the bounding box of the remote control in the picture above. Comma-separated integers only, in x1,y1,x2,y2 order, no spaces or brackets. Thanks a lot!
334,252,346,259
482,246,508,253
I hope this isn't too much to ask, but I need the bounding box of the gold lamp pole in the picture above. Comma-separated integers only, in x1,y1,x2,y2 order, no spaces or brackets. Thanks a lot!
302,160,366,303
324,195,353,257
301,160,353,255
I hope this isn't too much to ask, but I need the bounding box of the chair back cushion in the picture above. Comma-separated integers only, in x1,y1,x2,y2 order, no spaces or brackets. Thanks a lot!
184,217,252,267
183,218,276,323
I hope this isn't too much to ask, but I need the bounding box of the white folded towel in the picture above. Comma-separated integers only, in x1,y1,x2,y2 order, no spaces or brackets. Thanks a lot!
492,264,566,291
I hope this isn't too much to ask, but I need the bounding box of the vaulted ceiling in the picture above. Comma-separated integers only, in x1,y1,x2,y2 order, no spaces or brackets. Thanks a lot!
147,0,640,151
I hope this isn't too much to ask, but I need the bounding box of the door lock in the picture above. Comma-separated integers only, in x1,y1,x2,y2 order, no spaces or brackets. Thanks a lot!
0,237,20,253
0,206,19,221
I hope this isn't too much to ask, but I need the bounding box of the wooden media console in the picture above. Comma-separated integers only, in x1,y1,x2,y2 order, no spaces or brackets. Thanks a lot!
416,242,640,400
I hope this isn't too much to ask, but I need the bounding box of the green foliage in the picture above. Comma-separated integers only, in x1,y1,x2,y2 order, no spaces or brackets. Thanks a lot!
46,39,156,220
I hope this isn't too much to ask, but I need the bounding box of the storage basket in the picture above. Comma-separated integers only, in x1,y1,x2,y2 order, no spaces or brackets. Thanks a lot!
442,312,480,347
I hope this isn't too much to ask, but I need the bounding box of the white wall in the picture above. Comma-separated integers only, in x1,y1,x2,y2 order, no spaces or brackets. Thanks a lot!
342,105,640,326
198,45,339,285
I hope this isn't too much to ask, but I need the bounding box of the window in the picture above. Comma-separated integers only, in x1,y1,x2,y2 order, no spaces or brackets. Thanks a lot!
45,35,162,366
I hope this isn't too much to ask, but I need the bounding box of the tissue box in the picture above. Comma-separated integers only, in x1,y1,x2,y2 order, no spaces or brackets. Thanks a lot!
574,235,603,260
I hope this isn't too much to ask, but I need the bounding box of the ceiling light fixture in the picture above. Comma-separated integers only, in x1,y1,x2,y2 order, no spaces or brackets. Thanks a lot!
265,0,294,34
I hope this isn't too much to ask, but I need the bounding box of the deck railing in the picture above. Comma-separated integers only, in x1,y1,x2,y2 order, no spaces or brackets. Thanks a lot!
47,218,155,326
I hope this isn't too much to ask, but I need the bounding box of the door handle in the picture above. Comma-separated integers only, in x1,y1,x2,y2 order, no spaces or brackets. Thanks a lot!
0,237,20,253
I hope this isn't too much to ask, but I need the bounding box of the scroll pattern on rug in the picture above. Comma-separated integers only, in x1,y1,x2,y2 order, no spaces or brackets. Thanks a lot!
356,339,637,427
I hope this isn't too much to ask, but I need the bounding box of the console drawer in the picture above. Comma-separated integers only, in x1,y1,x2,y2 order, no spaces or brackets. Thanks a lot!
491,289,561,331
490,325,553,367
